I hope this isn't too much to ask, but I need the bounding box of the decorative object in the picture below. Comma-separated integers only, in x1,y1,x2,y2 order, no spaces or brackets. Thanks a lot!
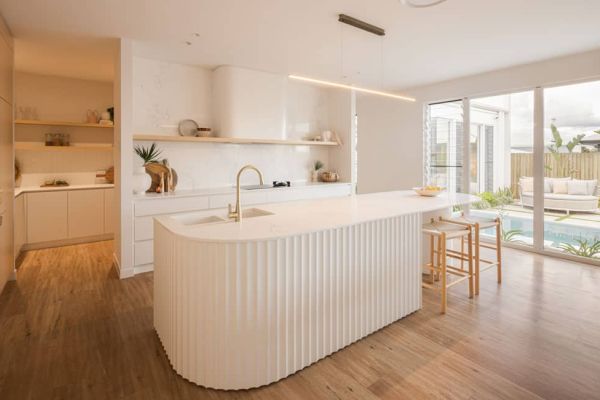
45,133,70,146
178,119,199,136
105,166,114,184
107,107,114,121
134,142,162,164
86,109,99,124
133,166,152,194
413,185,445,197
197,127,212,137
145,162,178,193
99,110,113,126
320,171,339,183
41,179,69,187
312,160,324,182
15,159,21,187
322,130,333,142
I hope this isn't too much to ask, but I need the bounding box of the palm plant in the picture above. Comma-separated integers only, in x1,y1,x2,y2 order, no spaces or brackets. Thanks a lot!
134,142,162,164
559,239,600,258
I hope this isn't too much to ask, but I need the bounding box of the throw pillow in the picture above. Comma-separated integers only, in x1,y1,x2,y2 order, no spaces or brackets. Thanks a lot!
553,180,569,194
569,179,597,196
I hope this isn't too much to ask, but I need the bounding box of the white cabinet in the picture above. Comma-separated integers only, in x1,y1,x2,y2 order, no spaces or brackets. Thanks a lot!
14,194,26,257
68,189,105,238
104,188,115,234
27,191,68,243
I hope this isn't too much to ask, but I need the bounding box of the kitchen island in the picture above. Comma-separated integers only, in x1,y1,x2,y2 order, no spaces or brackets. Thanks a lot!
153,190,476,390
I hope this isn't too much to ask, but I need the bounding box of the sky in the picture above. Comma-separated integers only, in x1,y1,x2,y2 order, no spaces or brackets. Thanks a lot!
476,80,600,150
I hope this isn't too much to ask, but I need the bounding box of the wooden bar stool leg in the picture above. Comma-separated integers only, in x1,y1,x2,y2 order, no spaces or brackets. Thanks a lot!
474,223,480,296
496,219,502,284
467,230,474,299
460,236,465,270
429,234,435,284
440,233,447,314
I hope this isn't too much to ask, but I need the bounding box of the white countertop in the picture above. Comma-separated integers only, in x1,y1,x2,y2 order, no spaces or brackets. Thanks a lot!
133,181,352,201
156,190,478,243
15,183,114,197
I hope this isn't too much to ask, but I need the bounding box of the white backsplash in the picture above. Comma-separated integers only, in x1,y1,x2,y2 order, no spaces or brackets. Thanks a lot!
134,141,329,189
133,57,334,189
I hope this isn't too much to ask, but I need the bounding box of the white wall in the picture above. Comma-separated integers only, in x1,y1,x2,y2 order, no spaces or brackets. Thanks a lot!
114,39,135,278
14,72,114,187
0,14,14,293
359,48,600,192
356,94,423,194
132,57,349,188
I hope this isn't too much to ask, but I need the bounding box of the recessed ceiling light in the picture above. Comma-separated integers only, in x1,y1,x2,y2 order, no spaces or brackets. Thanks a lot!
400,0,447,8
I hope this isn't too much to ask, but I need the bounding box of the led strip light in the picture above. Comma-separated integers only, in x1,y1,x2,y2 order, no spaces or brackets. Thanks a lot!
288,75,416,102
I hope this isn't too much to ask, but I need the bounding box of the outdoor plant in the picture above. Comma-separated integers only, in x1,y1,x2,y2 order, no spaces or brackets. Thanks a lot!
559,238,600,258
472,187,514,210
134,142,162,164
547,123,585,155
502,228,524,243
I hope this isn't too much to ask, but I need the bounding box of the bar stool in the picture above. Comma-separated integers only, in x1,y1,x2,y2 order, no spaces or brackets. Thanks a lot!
441,213,502,295
422,219,474,314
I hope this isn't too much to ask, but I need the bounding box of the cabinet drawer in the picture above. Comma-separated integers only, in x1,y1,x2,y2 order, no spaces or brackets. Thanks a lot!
134,216,154,241
134,196,209,217
134,240,154,266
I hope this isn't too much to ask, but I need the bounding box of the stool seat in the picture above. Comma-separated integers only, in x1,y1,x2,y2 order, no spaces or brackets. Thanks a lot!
422,221,470,239
448,215,498,229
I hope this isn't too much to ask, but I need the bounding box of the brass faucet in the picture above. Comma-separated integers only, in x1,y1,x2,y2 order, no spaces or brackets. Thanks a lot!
228,165,264,222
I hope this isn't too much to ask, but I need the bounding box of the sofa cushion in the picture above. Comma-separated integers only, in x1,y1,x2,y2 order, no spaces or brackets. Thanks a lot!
522,192,598,201
553,180,569,194
569,179,597,195
520,177,533,193
568,180,589,195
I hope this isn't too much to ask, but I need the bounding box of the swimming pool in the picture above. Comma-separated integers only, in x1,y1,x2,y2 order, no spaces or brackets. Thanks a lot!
470,210,600,250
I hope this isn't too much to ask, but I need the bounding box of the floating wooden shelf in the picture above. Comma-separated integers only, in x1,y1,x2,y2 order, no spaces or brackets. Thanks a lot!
15,119,114,129
133,134,339,146
15,142,113,152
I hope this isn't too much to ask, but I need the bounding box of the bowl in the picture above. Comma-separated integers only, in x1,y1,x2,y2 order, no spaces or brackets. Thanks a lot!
413,186,445,197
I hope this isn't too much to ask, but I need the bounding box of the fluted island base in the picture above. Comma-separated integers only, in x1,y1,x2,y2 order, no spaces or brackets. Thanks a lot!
154,212,422,390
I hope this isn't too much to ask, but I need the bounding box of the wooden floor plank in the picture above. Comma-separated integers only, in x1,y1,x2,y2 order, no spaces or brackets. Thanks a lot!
0,240,599,400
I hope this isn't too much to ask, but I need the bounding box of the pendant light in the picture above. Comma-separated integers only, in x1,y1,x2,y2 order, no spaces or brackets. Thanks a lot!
288,15,416,103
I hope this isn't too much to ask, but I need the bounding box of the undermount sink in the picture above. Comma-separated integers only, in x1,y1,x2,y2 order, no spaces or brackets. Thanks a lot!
173,214,227,226
240,208,274,219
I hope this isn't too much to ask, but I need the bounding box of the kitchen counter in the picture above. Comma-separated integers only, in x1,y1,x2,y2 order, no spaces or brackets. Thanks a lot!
134,181,351,201
156,190,476,242
15,183,114,197
154,190,477,390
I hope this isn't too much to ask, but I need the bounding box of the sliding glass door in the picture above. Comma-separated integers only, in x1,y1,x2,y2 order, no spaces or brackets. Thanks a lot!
425,82,600,264
424,100,464,193
466,92,535,247
543,81,600,261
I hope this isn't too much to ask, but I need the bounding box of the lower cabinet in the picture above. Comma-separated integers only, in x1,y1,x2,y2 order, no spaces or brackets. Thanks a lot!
27,191,68,244
14,194,26,257
68,189,105,238
24,187,114,247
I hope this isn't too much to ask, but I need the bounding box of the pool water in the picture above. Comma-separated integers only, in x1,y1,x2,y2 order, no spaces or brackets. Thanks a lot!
471,211,600,249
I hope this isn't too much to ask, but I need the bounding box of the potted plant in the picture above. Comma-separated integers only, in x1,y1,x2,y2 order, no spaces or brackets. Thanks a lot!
312,160,324,182
133,143,162,194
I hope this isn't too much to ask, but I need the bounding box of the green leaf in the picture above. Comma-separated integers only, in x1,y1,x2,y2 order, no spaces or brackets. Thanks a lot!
551,124,563,148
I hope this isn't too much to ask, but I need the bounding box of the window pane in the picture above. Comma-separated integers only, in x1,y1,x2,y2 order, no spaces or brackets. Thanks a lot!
424,101,464,192
468,92,534,247
544,80,600,260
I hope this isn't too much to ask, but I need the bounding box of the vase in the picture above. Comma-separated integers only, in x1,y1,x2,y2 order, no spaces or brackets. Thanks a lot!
133,166,151,194
311,170,320,182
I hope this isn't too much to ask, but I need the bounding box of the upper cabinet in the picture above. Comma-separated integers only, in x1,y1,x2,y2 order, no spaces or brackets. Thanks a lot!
0,18,13,105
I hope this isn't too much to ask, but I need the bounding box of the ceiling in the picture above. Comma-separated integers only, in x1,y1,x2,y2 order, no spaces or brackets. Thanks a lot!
1,0,600,88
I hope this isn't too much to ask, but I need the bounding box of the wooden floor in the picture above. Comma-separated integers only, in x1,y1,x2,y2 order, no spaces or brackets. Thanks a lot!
1,241,599,400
